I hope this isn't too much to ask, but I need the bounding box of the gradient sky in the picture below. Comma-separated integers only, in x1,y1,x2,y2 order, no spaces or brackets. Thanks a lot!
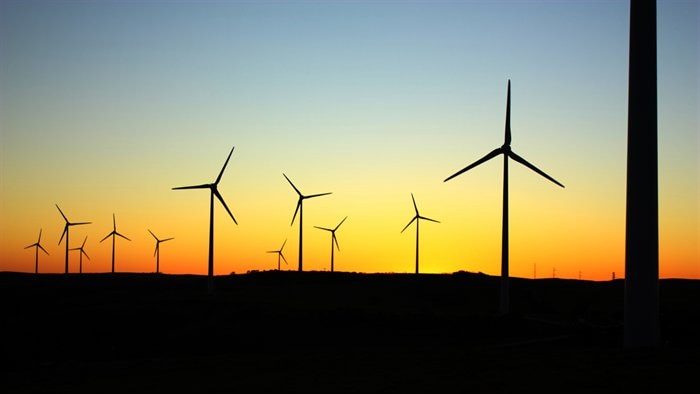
1,0,697,280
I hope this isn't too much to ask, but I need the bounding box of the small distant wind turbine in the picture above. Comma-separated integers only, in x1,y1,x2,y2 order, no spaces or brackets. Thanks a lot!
57,204,91,274
148,229,174,274
267,239,288,271
70,236,90,274
173,146,237,292
444,80,564,315
401,194,439,275
315,216,347,272
100,214,130,273
283,174,332,272
25,229,49,274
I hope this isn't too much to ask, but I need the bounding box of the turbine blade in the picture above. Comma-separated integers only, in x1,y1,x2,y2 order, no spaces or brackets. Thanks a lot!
154,244,159,257
334,216,348,231
508,150,565,188
401,216,417,233
55,204,68,222
280,253,288,264
100,233,112,243
411,193,419,215
505,79,511,146
215,146,235,185
115,232,131,241
59,225,68,245
444,148,503,182
173,183,212,190
81,236,87,247
280,238,287,251
25,244,35,249
283,173,302,196
162,237,174,242
214,189,238,225
72,221,91,226
112,213,116,230
315,226,332,232
306,192,332,199
333,234,340,251
82,250,90,260
148,229,157,240
39,245,49,255
290,200,301,226
38,229,42,243
419,216,440,224
266,250,277,254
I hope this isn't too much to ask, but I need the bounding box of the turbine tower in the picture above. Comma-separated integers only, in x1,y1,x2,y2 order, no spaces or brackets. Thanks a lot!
267,239,288,271
401,194,439,275
444,80,564,315
625,0,659,348
100,214,131,273
283,174,331,272
315,216,347,272
70,236,90,274
25,229,49,274
173,146,238,293
148,229,174,274
56,204,91,274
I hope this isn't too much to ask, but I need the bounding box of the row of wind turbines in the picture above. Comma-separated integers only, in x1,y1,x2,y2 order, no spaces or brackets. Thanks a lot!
26,80,564,312
25,208,173,275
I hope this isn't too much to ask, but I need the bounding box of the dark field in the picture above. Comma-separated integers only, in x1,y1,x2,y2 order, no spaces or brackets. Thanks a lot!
1,271,698,393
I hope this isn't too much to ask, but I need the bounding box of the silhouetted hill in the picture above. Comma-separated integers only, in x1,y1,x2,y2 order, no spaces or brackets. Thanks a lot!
1,271,698,393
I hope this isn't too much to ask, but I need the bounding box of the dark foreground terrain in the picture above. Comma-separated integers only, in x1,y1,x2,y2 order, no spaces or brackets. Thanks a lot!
1,271,698,393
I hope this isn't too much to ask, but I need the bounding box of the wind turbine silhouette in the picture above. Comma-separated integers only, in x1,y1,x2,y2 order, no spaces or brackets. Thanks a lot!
100,214,131,273
444,80,564,315
56,204,91,274
148,230,174,274
401,194,439,275
25,229,49,274
315,216,347,273
283,174,332,272
173,146,237,292
70,236,90,274
267,239,288,271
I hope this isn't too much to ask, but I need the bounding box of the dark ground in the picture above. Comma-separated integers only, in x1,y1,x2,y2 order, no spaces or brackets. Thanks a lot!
1,271,698,393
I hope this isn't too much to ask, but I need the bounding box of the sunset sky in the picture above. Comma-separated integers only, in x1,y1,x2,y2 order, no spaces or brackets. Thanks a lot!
1,0,697,280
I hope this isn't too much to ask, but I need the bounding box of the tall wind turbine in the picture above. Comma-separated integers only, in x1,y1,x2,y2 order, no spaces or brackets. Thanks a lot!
283,174,332,272
444,80,564,315
57,204,91,274
148,229,174,274
100,213,131,273
401,194,439,275
173,146,238,292
314,216,347,272
267,239,288,271
625,0,659,348
25,229,49,274
70,236,90,274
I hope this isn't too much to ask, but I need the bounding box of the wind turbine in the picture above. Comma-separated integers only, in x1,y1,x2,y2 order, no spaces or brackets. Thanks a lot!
25,229,49,274
100,213,131,273
57,204,91,274
283,173,332,272
625,0,659,348
173,146,237,292
70,236,90,274
444,80,564,315
148,229,174,274
401,194,439,275
314,216,347,272
267,239,288,271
